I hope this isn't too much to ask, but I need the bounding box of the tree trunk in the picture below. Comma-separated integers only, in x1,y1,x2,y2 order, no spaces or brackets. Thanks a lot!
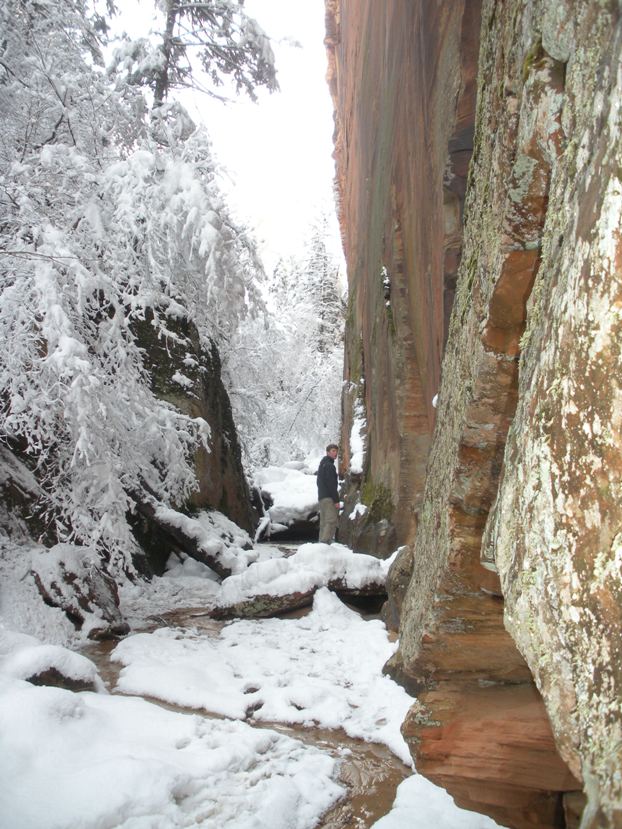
153,0,177,109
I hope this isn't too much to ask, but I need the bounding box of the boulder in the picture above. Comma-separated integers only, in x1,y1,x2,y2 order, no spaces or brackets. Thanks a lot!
209,589,316,620
132,310,257,544
209,543,391,619
31,544,129,640
337,481,398,557
381,545,413,631
1,643,105,693
129,496,252,579
252,465,320,541
210,576,387,620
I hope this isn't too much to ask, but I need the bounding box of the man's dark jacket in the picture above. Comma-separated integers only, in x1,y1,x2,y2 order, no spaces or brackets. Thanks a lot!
317,455,339,502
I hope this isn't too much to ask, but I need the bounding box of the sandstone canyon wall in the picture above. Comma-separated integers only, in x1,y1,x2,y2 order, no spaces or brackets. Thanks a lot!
327,1,622,827
326,0,481,554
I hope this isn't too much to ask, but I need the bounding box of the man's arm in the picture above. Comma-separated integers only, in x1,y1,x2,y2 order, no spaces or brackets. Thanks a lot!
329,464,339,503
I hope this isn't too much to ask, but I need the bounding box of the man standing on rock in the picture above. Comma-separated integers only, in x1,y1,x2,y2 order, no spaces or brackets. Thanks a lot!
317,443,340,544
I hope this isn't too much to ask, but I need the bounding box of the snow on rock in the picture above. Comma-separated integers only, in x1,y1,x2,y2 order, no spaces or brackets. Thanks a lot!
0,540,77,647
200,510,254,553
349,502,368,521
0,676,344,829
213,542,396,616
370,773,506,828
164,552,223,581
0,636,105,693
138,501,256,578
30,543,129,640
119,539,289,629
0,627,39,656
119,556,222,629
349,401,366,474
254,465,319,528
111,587,414,765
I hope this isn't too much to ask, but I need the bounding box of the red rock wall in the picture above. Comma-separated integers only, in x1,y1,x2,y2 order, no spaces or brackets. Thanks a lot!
480,2,622,825
325,0,622,826
326,0,481,548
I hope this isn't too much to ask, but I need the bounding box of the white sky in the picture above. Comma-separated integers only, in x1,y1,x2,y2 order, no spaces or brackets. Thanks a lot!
198,0,342,270
113,0,342,272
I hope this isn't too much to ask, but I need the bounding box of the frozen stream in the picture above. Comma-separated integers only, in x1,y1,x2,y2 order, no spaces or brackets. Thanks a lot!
81,604,410,829
0,530,504,828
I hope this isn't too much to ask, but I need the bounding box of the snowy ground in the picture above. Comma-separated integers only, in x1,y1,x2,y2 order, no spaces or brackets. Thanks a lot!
113,586,412,764
0,494,505,828
0,674,343,829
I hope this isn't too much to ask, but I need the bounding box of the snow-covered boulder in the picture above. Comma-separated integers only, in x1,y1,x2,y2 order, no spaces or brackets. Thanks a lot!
130,499,258,579
210,543,397,618
253,465,320,539
0,636,105,693
31,544,129,640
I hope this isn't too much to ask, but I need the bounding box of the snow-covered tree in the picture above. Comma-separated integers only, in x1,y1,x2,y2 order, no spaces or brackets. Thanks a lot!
108,0,278,108
225,217,345,467
300,216,344,353
0,0,268,567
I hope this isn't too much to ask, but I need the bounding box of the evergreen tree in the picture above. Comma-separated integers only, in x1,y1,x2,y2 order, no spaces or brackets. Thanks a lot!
108,0,278,108
299,215,344,353
225,213,345,467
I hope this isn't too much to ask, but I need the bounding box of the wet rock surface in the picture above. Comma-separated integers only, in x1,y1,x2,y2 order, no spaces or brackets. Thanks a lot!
326,0,482,551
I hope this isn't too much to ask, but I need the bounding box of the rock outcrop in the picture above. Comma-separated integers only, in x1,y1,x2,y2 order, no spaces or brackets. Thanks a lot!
130,311,257,574
327,0,481,553
480,3,622,824
134,311,256,535
0,444,56,546
0,312,256,581
327,0,622,826
31,544,129,639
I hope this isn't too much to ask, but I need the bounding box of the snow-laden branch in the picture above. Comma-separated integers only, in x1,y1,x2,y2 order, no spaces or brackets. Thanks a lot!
0,0,266,566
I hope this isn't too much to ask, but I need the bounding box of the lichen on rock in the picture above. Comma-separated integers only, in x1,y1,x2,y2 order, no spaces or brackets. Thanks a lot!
328,0,622,825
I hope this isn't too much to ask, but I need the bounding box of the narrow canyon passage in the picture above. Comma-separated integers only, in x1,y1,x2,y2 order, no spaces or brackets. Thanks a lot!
80,577,410,829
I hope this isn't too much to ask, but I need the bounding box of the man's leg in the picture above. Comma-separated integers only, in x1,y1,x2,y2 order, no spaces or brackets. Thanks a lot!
319,498,338,543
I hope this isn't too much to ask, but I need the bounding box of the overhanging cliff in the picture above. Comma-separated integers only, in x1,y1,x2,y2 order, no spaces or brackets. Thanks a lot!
327,1,622,827
326,0,481,552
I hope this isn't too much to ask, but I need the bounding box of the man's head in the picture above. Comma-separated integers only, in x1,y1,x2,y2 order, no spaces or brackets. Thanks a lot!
326,443,338,458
